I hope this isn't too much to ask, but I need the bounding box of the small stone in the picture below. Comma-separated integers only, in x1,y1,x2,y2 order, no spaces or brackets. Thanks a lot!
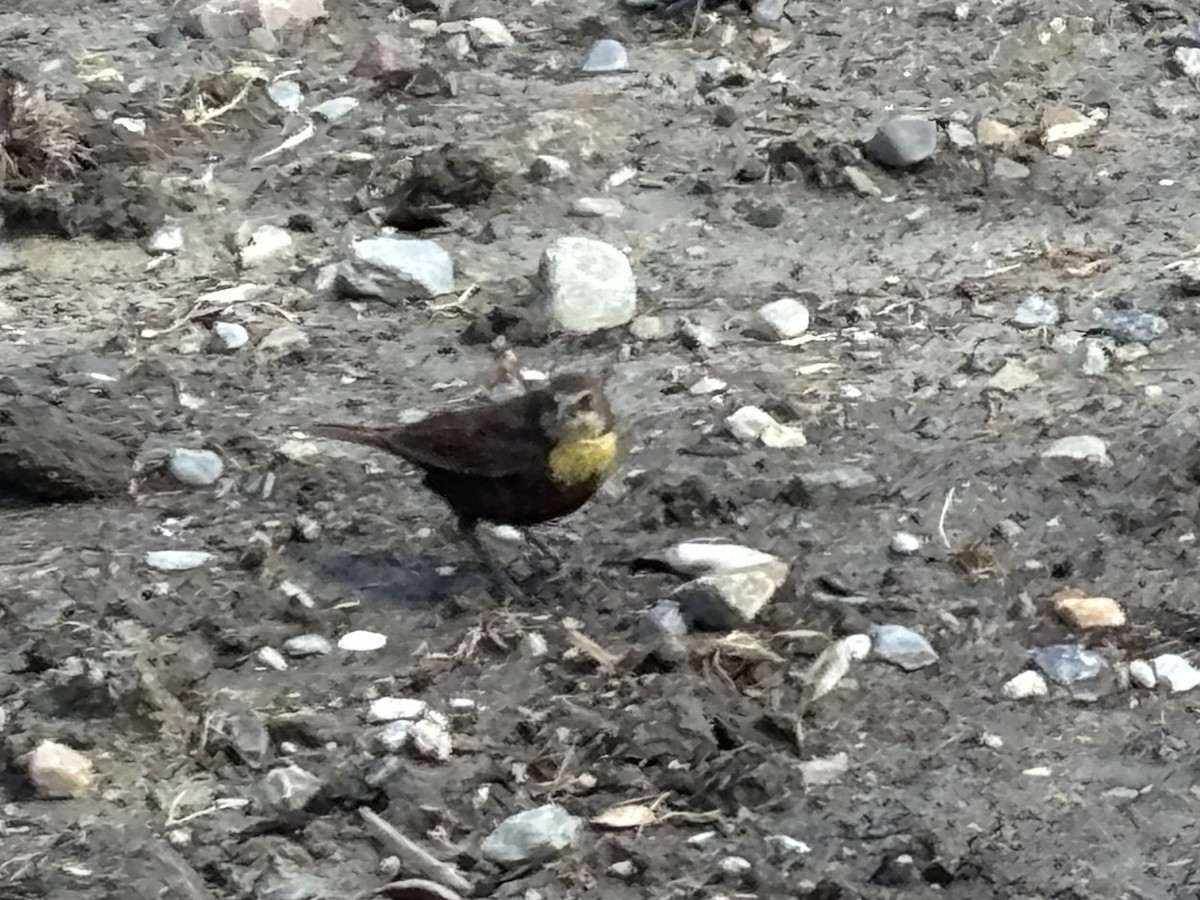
629,315,670,341
146,224,184,254
871,624,938,671
336,237,454,302
663,541,781,576
338,630,387,652
261,764,322,811
256,647,288,671
689,376,727,395
1152,654,1200,693
569,197,624,218
987,359,1039,392
672,562,790,630
751,0,785,24
529,155,571,183
1174,259,1200,294
843,165,882,196
767,835,812,855
756,297,810,340
408,717,452,761
368,698,427,723
720,856,752,876
864,116,938,168
1033,644,1106,684
27,740,94,798
890,532,921,555
267,79,303,112
726,406,806,448
256,323,309,359
1001,670,1048,700
538,236,637,333
238,224,293,268
1077,340,1109,376
145,550,213,571
284,634,332,657
798,752,849,787
1103,310,1168,345
609,860,637,879
377,721,413,753
945,121,975,148
1041,435,1111,466
168,448,224,486
976,118,1019,146
581,39,628,73
521,632,549,657
1053,591,1126,629
1175,46,1200,78
679,320,721,349
993,158,1030,180
481,804,583,865
1129,659,1156,689
210,321,249,351
311,96,359,122
1012,293,1060,328
468,17,515,48
1040,104,1097,145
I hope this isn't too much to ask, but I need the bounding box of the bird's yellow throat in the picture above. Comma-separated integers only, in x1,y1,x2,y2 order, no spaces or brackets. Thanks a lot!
548,431,618,486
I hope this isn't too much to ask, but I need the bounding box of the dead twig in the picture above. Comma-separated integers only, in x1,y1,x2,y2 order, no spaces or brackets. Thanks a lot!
358,808,473,896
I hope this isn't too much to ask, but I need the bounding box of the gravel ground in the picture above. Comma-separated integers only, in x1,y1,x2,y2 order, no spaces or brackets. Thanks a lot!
4,0,1200,898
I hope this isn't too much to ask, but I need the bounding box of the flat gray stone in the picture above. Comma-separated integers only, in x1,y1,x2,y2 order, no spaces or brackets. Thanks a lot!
672,561,790,631
481,804,582,865
864,117,938,168
168,448,224,486
872,624,938,671
336,237,454,302
582,39,628,73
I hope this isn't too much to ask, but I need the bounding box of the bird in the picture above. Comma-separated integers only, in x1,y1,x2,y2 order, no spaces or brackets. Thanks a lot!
310,373,617,598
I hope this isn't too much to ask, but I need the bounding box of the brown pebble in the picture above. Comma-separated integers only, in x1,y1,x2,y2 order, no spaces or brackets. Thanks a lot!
1053,589,1126,628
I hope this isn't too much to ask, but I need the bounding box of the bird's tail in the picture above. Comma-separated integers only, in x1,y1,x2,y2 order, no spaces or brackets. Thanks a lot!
309,423,399,453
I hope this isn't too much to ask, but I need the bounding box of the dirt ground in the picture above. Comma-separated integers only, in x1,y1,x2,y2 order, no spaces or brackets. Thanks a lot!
4,0,1200,897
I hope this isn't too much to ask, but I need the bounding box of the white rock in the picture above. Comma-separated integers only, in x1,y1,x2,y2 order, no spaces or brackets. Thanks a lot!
337,237,454,301
726,406,806,448
720,856,752,875
146,224,184,254
261,764,322,811
408,717,452,761
468,17,514,48
145,550,214,571
529,155,571,183
367,698,428,723
27,740,94,798
481,804,583,865
538,236,636,333
1153,654,1200,693
671,562,790,630
283,634,332,657
1001,670,1048,700
377,720,413,753
890,531,921,554
311,96,359,122
581,39,628,73
211,321,249,351
689,376,727,395
238,224,293,268
756,297,810,340
1041,435,1111,466
256,647,288,671
338,630,387,652
569,197,624,218
1129,659,1156,689
1040,104,1098,145
256,323,309,357
843,634,872,660
168,448,224,486
798,752,849,787
267,79,303,112
767,835,812,855
663,541,780,576
872,624,938,671
1176,47,1200,79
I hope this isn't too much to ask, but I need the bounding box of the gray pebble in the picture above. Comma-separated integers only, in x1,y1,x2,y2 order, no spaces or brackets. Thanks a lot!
1033,644,1105,685
481,804,583,865
311,96,360,122
283,634,333,657
569,197,624,218
1012,292,1061,328
582,39,628,73
168,448,224,486
864,117,938,168
993,158,1030,180
529,155,571,183
872,624,939,671
336,237,454,302
1102,309,1168,344
210,321,249,352
267,79,303,113
261,764,322,812
752,0,786,25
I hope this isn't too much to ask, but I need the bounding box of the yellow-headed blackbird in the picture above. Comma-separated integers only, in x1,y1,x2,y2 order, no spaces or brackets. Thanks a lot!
310,373,617,595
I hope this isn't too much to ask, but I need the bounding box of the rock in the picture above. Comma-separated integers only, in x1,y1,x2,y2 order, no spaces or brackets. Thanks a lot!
791,466,878,502
338,630,387,652
408,717,452,761
720,856,752,876
352,34,425,79
1001,670,1048,700
637,599,690,654
945,121,975,148
186,0,325,38
210,321,249,351
538,236,637,332
1129,659,1156,689
751,0,786,25
146,224,184,254
798,752,849,787
1012,293,1060,328
1102,310,1168,344
986,359,1039,392
145,550,213,571
480,804,583,865
581,39,628,73
255,646,288,671
679,320,721,349
1152,654,1200,693
1040,104,1097,145
468,17,514,48
27,740,94,798
168,448,224,486
768,835,813,856
1175,46,1200,78
739,199,784,228
843,165,882,196
672,562,789,630
1076,340,1109,376
311,96,359,122
663,541,781,576
890,532,921,555
871,624,938,671
863,117,938,168
368,698,427,723
993,158,1030,180
267,79,302,112
1041,435,1111,466
1033,644,1105,684
336,237,454,302
377,720,413,753
256,323,310,358
976,118,1019,146
629,315,670,341
1174,259,1200,294
689,376,727,394
529,155,571,183
261,765,322,812
726,406,806,448
1053,591,1126,628
569,197,624,218
755,297,810,340
283,634,332,657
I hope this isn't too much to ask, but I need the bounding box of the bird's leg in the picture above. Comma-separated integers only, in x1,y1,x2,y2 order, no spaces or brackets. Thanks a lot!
458,520,531,604
523,529,558,565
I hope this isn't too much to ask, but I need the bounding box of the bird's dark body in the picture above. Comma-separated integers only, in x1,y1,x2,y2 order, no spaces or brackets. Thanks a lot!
310,376,610,529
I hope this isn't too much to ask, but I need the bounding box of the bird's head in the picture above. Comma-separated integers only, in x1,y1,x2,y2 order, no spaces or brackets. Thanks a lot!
539,374,614,443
